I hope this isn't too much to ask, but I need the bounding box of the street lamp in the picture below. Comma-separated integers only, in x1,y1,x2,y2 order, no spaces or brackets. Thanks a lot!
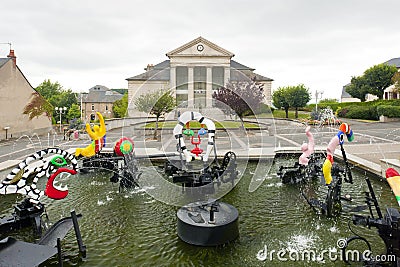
55,106,67,133
315,90,324,113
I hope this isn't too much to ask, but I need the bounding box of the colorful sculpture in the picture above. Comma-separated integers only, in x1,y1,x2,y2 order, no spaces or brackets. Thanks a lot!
173,111,215,162
114,137,135,156
0,148,78,203
385,168,400,206
322,123,354,185
299,126,315,166
75,112,106,158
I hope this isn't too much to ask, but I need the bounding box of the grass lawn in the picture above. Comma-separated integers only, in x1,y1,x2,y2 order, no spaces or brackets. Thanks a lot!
145,120,260,129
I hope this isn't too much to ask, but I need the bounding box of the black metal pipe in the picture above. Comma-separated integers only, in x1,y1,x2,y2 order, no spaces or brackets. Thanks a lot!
71,210,86,257
340,143,353,184
57,238,63,267
365,177,383,219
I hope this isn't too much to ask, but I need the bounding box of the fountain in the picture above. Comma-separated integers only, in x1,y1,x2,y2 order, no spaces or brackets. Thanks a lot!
162,111,239,246
0,148,86,266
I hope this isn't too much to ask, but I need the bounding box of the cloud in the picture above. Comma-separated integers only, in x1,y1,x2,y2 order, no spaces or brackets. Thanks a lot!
1,0,400,99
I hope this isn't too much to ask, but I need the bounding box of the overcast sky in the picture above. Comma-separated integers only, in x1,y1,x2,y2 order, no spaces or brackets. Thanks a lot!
2,0,400,101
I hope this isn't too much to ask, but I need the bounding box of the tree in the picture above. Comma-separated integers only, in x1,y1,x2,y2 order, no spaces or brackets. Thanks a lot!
272,85,311,118
35,80,78,123
67,103,81,120
347,64,397,100
23,92,53,120
113,93,128,118
272,87,290,118
213,79,264,129
134,89,176,139
284,84,311,118
346,76,369,102
363,64,397,99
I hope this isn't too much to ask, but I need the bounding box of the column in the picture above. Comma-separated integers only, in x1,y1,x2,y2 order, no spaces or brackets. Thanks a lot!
188,67,194,108
206,67,213,108
224,67,230,86
170,67,176,90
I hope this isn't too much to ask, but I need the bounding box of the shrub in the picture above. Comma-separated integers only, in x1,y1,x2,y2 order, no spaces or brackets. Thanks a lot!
377,105,400,118
344,106,378,120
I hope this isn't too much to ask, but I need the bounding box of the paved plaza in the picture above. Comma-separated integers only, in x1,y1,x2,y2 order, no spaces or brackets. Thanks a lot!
0,118,398,178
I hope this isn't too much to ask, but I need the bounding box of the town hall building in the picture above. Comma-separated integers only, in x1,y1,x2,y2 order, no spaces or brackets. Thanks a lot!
126,37,273,117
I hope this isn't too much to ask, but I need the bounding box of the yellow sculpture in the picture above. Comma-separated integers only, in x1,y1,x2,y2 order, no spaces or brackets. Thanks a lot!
75,112,106,158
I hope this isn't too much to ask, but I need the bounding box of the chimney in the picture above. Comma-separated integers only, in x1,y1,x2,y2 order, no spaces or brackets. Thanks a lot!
7,49,16,67
144,64,154,71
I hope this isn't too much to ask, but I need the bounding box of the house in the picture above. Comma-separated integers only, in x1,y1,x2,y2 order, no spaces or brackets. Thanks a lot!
81,85,123,121
340,84,361,103
341,57,400,102
383,57,400,100
0,49,52,139
126,37,273,117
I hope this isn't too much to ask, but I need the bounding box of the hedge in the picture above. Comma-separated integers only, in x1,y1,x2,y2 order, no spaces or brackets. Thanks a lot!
377,105,400,118
307,99,400,112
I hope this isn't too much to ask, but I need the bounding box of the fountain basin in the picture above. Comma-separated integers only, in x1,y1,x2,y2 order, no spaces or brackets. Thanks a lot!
177,201,239,246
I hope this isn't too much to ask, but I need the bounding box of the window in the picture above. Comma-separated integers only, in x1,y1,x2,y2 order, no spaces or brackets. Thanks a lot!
176,67,188,90
90,114,96,121
212,67,224,90
194,67,206,108
176,93,188,107
105,105,108,111
91,104,95,111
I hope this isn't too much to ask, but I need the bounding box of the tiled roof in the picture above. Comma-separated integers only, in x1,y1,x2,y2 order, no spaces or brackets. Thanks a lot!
341,84,352,98
385,57,400,68
230,60,255,71
83,86,123,103
126,60,170,81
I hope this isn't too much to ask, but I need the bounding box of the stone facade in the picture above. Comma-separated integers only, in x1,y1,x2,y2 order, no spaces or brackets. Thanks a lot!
0,50,52,139
81,85,123,121
127,37,273,117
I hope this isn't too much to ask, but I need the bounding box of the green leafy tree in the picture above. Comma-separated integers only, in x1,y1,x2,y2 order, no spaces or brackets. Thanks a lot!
67,103,81,120
35,79,63,99
134,89,176,139
346,76,369,102
213,79,264,129
363,64,398,99
35,80,78,123
113,93,128,118
285,84,311,118
272,87,290,118
347,64,397,100
23,92,53,120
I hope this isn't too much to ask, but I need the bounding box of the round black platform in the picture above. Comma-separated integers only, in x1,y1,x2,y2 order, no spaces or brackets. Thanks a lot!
177,201,239,246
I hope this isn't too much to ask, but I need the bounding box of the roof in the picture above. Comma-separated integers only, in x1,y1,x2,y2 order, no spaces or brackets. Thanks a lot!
341,84,352,98
126,61,170,81
385,57,400,68
127,59,272,82
0,58,10,68
83,85,123,103
230,60,255,71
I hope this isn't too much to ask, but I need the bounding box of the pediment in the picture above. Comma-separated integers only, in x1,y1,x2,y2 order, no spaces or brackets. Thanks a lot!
166,37,234,58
